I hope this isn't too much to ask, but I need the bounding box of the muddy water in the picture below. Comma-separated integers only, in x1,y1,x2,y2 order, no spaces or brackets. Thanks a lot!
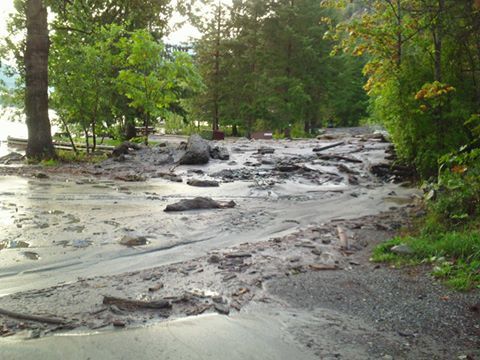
0,133,418,296
0,309,318,360
0,133,424,359
0,176,414,296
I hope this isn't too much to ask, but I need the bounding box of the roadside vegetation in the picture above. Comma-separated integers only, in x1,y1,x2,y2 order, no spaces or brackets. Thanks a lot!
323,0,480,291
372,151,480,290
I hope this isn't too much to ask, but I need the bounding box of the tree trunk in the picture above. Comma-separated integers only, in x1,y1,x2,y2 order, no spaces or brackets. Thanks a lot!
433,0,444,82
124,118,136,140
84,129,90,154
25,0,55,160
60,117,78,154
212,3,221,132
144,113,149,145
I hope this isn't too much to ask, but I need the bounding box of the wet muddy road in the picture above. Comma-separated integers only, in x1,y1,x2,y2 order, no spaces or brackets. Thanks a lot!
0,131,414,295
3,129,475,360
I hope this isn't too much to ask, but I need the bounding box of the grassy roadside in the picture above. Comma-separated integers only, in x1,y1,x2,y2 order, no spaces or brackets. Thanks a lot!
372,230,480,291
372,149,480,291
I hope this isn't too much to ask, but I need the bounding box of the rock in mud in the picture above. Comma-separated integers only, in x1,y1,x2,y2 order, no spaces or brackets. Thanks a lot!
22,251,40,260
187,179,219,187
111,141,141,157
115,174,146,182
214,303,230,315
179,134,210,165
257,147,275,155
164,197,236,212
390,244,413,255
210,146,230,160
208,254,221,264
0,152,24,165
34,172,49,179
155,172,182,183
275,163,301,172
119,235,148,246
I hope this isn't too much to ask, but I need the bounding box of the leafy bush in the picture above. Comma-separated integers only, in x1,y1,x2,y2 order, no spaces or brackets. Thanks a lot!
373,146,480,291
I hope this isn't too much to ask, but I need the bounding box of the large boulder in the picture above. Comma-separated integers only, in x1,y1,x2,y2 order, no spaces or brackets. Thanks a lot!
179,134,210,165
164,197,236,212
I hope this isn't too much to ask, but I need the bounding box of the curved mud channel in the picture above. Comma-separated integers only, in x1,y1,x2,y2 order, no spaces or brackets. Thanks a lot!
0,129,478,359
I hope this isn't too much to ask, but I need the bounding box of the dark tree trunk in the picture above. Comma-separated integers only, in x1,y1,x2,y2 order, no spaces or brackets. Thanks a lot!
232,124,238,137
84,129,90,154
433,0,444,82
212,3,221,132
60,117,78,154
124,118,136,140
25,0,55,160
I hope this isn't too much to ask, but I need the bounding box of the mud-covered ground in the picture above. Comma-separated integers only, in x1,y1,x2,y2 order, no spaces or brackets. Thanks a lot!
0,128,478,359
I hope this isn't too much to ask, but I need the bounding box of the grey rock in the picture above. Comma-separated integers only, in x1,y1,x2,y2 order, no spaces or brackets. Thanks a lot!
258,147,275,155
155,172,182,183
214,303,230,315
208,254,221,264
187,179,219,187
390,244,414,255
0,152,24,165
22,251,40,260
112,141,141,157
119,235,148,246
179,134,210,165
210,146,230,160
164,197,236,212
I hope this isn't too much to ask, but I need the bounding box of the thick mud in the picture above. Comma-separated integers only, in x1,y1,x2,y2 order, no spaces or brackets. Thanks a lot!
0,128,477,359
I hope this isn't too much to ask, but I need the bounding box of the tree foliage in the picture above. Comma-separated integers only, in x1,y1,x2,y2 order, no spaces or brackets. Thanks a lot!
192,0,368,136
324,0,480,177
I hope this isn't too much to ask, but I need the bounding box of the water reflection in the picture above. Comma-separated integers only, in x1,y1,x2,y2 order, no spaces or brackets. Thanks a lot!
0,108,59,157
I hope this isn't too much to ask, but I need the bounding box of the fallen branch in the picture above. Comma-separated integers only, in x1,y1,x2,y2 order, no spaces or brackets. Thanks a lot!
103,296,172,311
312,141,344,153
317,154,362,163
337,226,349,250
0,308,66,325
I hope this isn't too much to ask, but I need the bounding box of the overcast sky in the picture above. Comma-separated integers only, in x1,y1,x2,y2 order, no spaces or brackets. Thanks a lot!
0,1,15,37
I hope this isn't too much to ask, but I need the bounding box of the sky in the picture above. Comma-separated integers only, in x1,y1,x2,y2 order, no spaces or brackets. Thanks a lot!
0,1,15,37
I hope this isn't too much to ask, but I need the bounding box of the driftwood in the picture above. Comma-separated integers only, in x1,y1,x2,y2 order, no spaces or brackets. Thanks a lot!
309,264,339,271
103,296,172,311
312,141,344,153
0,307,66,325
337,163,359,175
337,226,349,250
317,154,362,163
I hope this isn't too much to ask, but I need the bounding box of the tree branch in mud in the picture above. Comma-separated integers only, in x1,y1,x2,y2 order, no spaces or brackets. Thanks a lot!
102,296,172,311
317,154,362,163
312,141,345,153
0,307,67,325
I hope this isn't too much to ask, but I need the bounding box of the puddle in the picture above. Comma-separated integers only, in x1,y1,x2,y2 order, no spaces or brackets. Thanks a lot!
71,240,93,248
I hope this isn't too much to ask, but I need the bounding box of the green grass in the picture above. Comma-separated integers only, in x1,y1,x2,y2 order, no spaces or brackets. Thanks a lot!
38,150,107,166
372,231,480,291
